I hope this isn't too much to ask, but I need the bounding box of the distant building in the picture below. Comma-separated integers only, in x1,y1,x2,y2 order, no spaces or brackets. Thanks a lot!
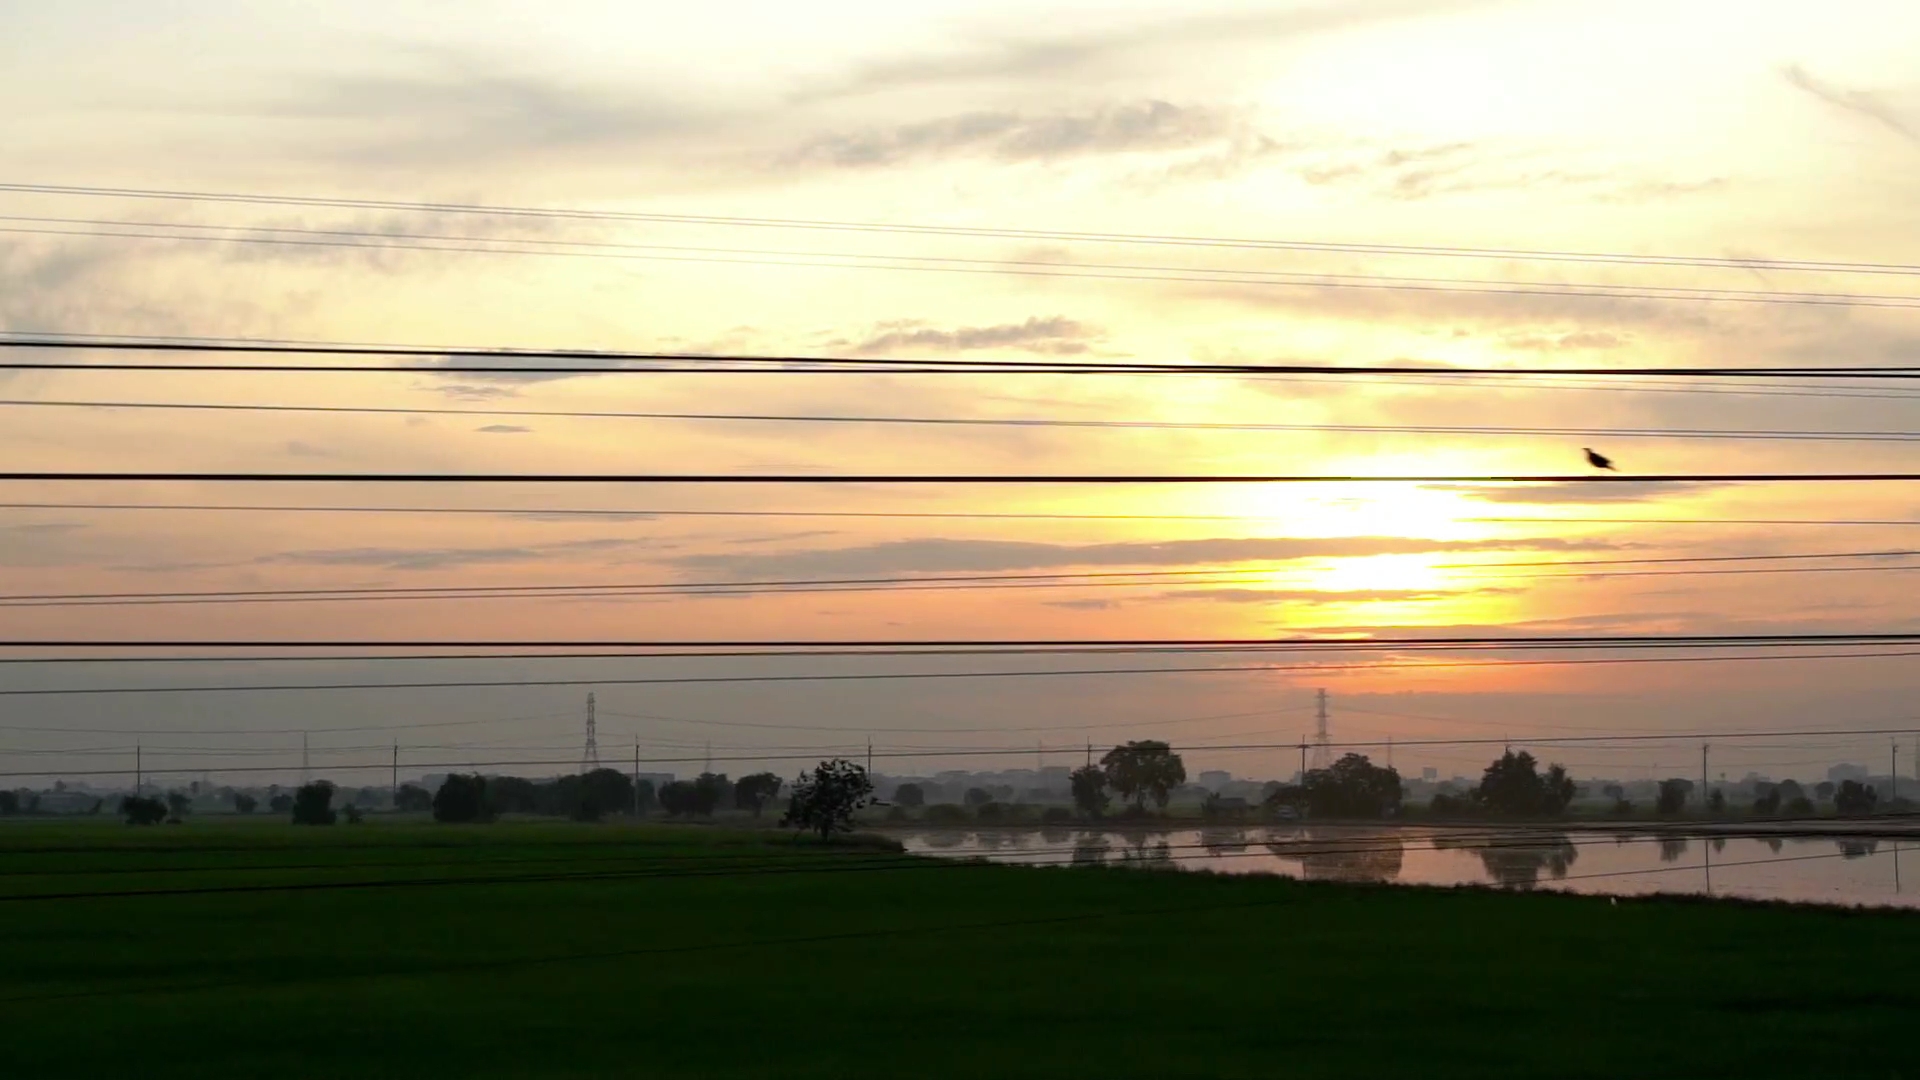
1421,767,1438,782
1199,770,1232,790
1828,763,1870,783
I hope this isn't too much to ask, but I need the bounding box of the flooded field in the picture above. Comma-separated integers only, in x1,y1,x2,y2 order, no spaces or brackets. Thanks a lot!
899,824,1920,908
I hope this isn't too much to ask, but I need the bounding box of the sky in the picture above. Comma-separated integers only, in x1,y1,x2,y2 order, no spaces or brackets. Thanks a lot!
0,0,1918,791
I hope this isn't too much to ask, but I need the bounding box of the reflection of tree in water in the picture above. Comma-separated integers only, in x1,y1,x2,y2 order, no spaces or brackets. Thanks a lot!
922,831,967,849
974,831,1007,850
1202,828,1249,857
1710,836,1726,854
1837,838,1881,859
1766,837,1784,853
1434,832,1577,889
1658,837,1690,863
1264,828,1405,883
1039,826,1072,845
1118,835,1176,869
1072,833,1112,866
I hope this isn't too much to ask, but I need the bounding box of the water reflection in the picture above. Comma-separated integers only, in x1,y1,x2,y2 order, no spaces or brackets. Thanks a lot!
1432,832,1577,888
1202,828,1249,856
1710,836,1726,854
1265,828,1405,883
1118,835,1176,869
1766,837,1783,853
1837,838,1880,859
1658,837,1690,863
1072,833,1111,866
922,831,966,849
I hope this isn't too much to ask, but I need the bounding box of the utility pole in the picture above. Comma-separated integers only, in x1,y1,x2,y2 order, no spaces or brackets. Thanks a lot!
301,731,309,786
866,738,873,776
1311,689,1331,770
581,693,599,772
135,743,142,794
1893,741,1900,802
1085,740,1092,769
1299,737,1307,782
1701,743,1709,811
633,740,641,817
391,741,398,800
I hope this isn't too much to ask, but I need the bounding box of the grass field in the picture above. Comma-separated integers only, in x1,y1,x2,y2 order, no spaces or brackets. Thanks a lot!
3,818,1917,1078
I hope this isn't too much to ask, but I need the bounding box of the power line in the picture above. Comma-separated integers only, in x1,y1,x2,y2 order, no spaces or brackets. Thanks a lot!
8,181,1919,278
0,648,1916,701
4,471,1919,485
9,396,1918,445
4,500,1917,529
4,337,1918,377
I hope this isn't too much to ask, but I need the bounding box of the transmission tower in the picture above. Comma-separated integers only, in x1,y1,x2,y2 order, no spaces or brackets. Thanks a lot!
581,692,600,771
1311,689,1332,770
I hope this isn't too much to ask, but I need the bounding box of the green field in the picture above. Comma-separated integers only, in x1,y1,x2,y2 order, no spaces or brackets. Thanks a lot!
3,818,1916,1078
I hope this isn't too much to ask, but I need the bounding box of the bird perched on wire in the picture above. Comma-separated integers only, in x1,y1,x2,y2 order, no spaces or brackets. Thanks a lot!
1583,447,1617,471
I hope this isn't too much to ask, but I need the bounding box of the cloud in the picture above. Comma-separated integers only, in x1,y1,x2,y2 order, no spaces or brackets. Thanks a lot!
1424,481,1730,505
802,0,1506,101
1499,330,1627,352
849,316,1098,356
1045,598,1122,611
671,534,1615,578
261,537,637,571
1781,65,1918,144
784,101,1244,167
284,440,333,458
475,424,531,434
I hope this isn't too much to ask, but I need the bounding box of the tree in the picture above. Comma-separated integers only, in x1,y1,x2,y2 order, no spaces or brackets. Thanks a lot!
1778,779,1806,805
734,772,784,817
1069,764,1110,818
1601,783,1625,802
120,795,167,826
1835,779,1879,816
1656,778,1694,816
165,791,191,822
658,781,699,816
892,782,925,808
1100,741,1187,811
394,783,432,812
233,792,258,814
634,778,656,815
963,786,992,807
1472,751,1575,817
291,781,338,826
1302,753,1402,818
693,773,730,815
781,759,875,841
1708,788,1727,814
577,768,635,821
1784,795,1815,816
432,774,490,823
0,790,18,816
1815,781,1836,802
269,793,293,813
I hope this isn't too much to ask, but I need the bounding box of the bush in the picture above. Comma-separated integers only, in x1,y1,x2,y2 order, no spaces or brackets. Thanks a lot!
394,784,433,813
233,793,257,814
1041,806,1074,823
341,804,364,825
923,803,968,824
1612,798,1633,817
885,805,910,822
975,801,1005,822
1429,792,1471,818
1784,795,1815,816
269,794,293,814
893,783,925,808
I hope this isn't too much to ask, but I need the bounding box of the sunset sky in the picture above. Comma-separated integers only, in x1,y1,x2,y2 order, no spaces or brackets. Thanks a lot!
1,0,1917,788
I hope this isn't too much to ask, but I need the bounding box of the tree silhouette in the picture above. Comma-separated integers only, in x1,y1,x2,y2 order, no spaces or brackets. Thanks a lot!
892,782,925,808
1472,751,1576,817
291,781,338,826
1070,764,1110,818
1835,780,1879,816
1656,778,1693,816
165,791,191,822
120,795,167,826
1302,753,1402,818
432,774,490,823
1101,741,1187,811
781,759,875,841
733,772,784,817
233,792,258,814
394,784,432,812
